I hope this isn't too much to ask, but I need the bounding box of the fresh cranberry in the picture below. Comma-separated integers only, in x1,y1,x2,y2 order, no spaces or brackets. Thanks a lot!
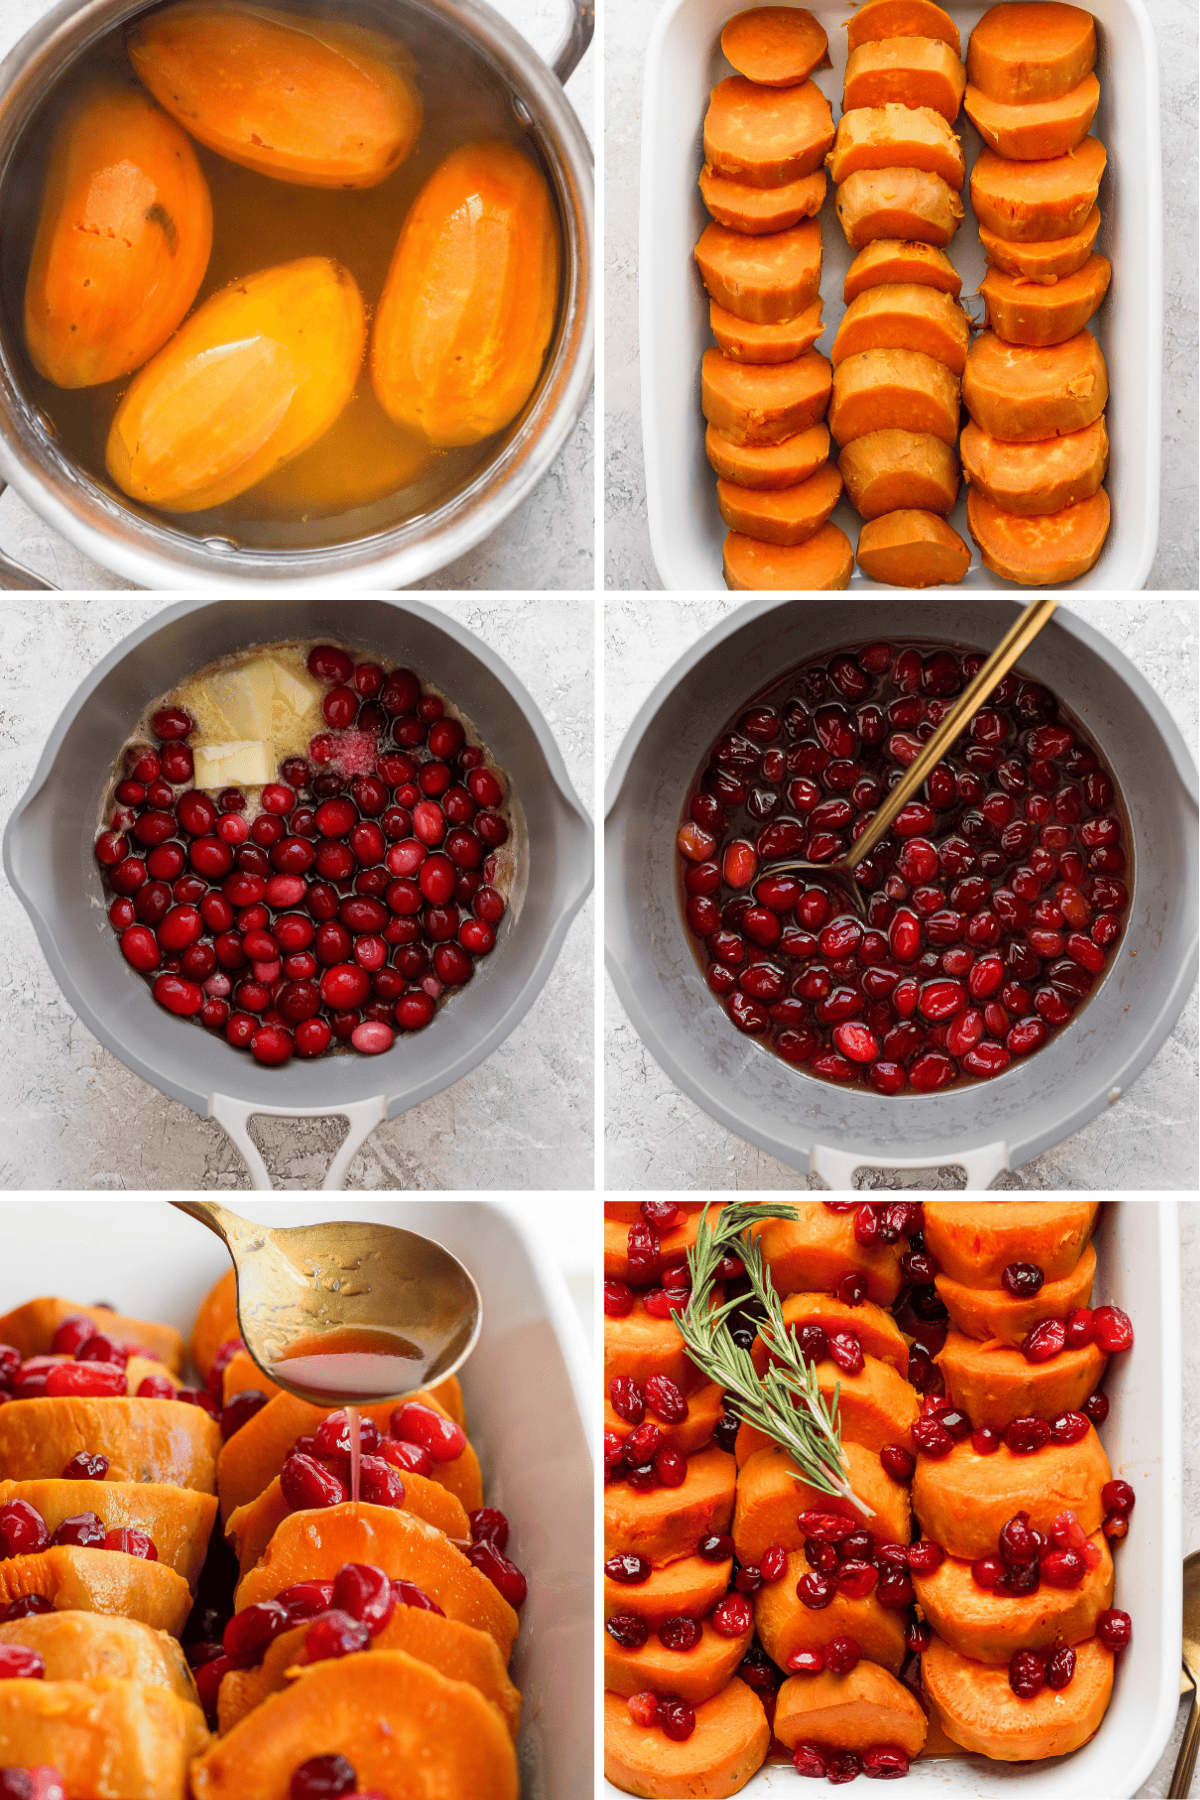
660,1696,697,1742
1097,1608,1132,1652
880,1444,916,1482
389,1402,466,1462
1004,1416,1051,1455
1092,1305,1134,1353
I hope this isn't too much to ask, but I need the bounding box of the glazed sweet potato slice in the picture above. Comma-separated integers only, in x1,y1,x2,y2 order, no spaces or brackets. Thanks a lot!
912,1429,1110,1559
711,299,824,364
828,105,965,189
702,349,832,447
961,417,1108,518
936,1327,1107,1428
703,78,834,186
733,1441,911,1568
847,0,960,55
856,509,971,587
844,239,961,302
224,1465,469,1575
965,73,1099,159
0,1398,220,1493
604,1296,713,1396
700,166,826,235
970,137,1106,243
604,1553,732,1628
605,1617,753,1703
973,488,1112,584
936,1240,1098,1344
605,1379,726,1458
913,1530,1113,1662
190,1270,236,1380
836,167,964,249
843,38,966,123
192,1650,518,1799
829,348,961,449
774,1660,927,1754
0,1480,217,1589
0,1299,185,1374
604,1678,769,1798
695,219,823,324
923,1632,1112,1760
980,205,1100,284
747,1203,904,1305
717,462,843,545
604,1208,717,1284
0,1676,209,1800
840,429,960,518
832,283,969,375
706,422,831,488
0,1611,199,1702
605,1445,736,1568
980,254,1110,346
750,1294,909,1377
967,3,1096,105
0,1545,192,1635
723,522,854,590
962,330,1106,442
605,1203,707,1223
720,7,830,86
924,1200,1100,1284
734,1352,918,1461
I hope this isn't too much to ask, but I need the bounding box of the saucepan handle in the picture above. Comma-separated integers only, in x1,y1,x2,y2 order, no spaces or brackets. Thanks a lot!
551,0,593,82
209,1093,388,1191
0,483,57,590
809,1141,1010,1194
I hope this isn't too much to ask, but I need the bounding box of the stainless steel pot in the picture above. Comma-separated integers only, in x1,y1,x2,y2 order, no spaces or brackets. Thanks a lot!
0,0,593,591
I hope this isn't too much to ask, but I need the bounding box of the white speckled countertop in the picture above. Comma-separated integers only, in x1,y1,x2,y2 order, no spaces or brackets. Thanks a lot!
0,0,594,590
604,0,1198,591
604,596,1199,1191
0,594,595,1188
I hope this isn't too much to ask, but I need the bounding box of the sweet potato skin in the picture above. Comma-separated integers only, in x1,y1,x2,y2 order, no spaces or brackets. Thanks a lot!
962,329,1107,443
716,461,843,544
960,415,1108,516
706,421,831,489
831,282,969,374
856,508,971,587
968,485,1111,584
965,72,1099,159
840,428,960,517
695,218,823,323
844,238,961,301
722,522,854,590
828,104,965,189
843,37,967,123
837,166,964,249
970,137,1106,243
704,77,835,186
980,253,1110,345
830,346,961,448
980,205,1100,283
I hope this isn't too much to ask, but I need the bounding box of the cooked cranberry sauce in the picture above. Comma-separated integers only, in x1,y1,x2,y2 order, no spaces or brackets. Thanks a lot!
677,640,1131,1093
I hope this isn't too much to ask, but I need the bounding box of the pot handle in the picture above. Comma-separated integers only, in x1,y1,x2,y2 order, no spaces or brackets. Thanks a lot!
209,1093,388,1191
809,1140,1010,1194
551,0,593,82
0,483,57,590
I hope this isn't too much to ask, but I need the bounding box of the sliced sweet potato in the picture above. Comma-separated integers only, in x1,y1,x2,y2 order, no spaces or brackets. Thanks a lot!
965,73,1099,159
844,239,961,302
936,1327,1107,1428
604,1553,732,1628
604,1445,736,1568
235,1502,518,1660
604,1296,711,1397
911,1428,1110,1559
604,1210,717,1286
856,509,971,586
828,105,965,189
189,1269,236,1380
704,78,835,186
734,1353,918,1462
711,298,824,364
720,8,830,86
0,1398,220,1493
971,137,1106,243
0,1676,209,1800
774,1660,927,1754
717,462,843,545
695,219,823,324
961,417,1108,518
836,167,964,249
971,483,1111,583
224,1464,469,1576
980,205,1100,283
962,329,1106,442
700,166,826,236
923,1200,1100,1285
605,1203,707,1223
707,422,831,487
840,429,960,517
967,3,1096,105
702,349,832,447
832,283,969,374
923,1632,1112,1760
192,1650,517,1798
0,1299,184,1374
605,1379,726,1458
606,1616,753,1703
830,347,961,448
0,1480,216,1589
750,1294,909,1377
848,0,961,55
0,1611,198,1703
0,1544,192,1635
723,523,854,590
935,1240,1098,1345
913,1530,1113,1662
980,254,1110,346
220,1348,282,1408
843,38,966,123
747,1203,904,1305
733,1440,912,1568
604,1677,769,1799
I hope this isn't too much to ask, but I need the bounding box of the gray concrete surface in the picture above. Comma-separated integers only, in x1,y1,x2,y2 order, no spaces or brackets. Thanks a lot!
604,0,1199,592
604,597,1199,1190
0,0,594,591
0,596,595,1189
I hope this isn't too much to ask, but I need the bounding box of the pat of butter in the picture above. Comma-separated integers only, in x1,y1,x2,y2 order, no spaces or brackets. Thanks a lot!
203,659,279,742
265,657,325,738
192,741,272,788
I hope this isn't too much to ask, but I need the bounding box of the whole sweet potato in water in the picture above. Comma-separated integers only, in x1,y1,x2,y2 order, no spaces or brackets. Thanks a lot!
24,80,211,389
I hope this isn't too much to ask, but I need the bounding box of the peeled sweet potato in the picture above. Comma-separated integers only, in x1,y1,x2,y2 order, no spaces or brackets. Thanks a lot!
913,1530,1113,1662
911,1429,1110,1560
936,1240,1098,1343
703,78,835,186
219,1348,281,1409
0,1299,184,1378
733,1440,911,1568
701,348,832,446
605,1202,707,1223
604,1678,769,1799
706,421,831,488
604,1298,710,1397
723,522,854,590
981,205,1101,283
695,218,823,323
750,1294,909,1377
843,38,966,123
844,238,961,301
0,1544,192,1636
968,485,1111,584
936,1327,1107,1427
840,428,960,518
923,1200,1100,1285
856,508,971,586
747,1204,904,1305
129,2,422,188
224,1463,469,1575
0,1480,216,1589
372,141,559,448
605,1378,725,1458
700,166,826,235
836,167,964,249
604,1209,717,1285
190,1270,236,1381
733,1352,918,1462
720,7,830,85
980,254,1110,345
967,3,1096,105
0,1397,220,1492
832,283,969,374
923,1633,1113,1761
0,1676,209,1800
828,105,965,189
604,1445,736,1568
961,416,1108,517
962,329,1106,442
604,1552,732,1629
847,0,961,56
965,73,1100,159
0,1612,198,1704
711,298,824,363
717,462,843,545
830,347,961,448
606,1616,752,1703
970,137,1105,242
774,1661,927,1755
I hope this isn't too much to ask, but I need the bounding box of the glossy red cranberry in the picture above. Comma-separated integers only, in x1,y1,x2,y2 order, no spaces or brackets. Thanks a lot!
1082,1391,1110,1425
1009,1649,1045,1699
330,1563,395,1637
792,1744,828,1777
880,1443,916,1482
1050,1411,1090,1445
786,1648,825,1677
280,1453,346,1514
465,1540,526,1609
604,1553,651,1586
1040,1548,1087,1588
608,1377,645,1426
697,1535,734,1563
1004,1416,1051,1455
60,1452,108,1482
1092,1305,1134,1353
823,1633,860,1675
1097,1608,1132,1652
468,1508,510,1553
906,1540,943,1572
104,1527,157,1559
1065,1307,1096,1347
1101,1479,1135,1515
0,1501,49,1558
606,1614,649,1649
50,1511,106,1550
861,1746,911,1779
658,1695,696,1743
796,1571,836,1609
626,1691,658,1728
1002,1261,1044,1297
835,1271,868,1306
795,1513,853,1542
389,1402,466,1463
288,1752,358,1798
658,1615,704,1653
912,1417,953,1458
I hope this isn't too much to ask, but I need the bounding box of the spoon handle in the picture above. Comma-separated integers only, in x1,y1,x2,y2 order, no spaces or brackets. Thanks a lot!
1170,1681,1200,1798
842,597,1059,872
170,1201,261,1257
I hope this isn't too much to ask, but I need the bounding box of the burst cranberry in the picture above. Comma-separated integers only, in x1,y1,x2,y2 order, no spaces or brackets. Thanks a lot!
60,1452,108,1481
626,1691,659,1728
658,1615,704,1652
912,1418,953,1458
787,1648,825,1676
0,1501,49,1558
880,1444,916,1482
827,1330,864,1376
1022,1317,1067,1362
104,1527,157,1559
604,1553,651,1586
760,1545,788,1582
1004,1416,1051,1455
796,1572,836,1609
606,1614,648,1649
604,1280,634,1318
643,1375,688,1423
792,1744,828,1777
660,1696,696,1742
1009,1649,1045,1699
906,1540,943,1572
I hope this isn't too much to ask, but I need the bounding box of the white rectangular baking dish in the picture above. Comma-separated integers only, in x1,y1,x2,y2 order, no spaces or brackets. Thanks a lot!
0,1197,594,1800
639,0,1163,591
603,1198,1182,1797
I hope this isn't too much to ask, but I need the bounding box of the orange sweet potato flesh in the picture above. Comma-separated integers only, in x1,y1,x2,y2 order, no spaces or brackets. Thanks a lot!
964,328,1107,442
923,1632,1112,1760
970,137,1105,243
912,1428,1110,1559
605,1209,717,1284
923,1200,1100,1285
968,486,1111,584
981,205,1100,284
606,1203,707,1223
836,167,964,249
723,522,854,590
605,1379,726,1458
844,239,961,302
967,3,1096,105
960,416,1108,518
980,254,1110,346
720,8,830,86
220,1348,282,1408
605,1445,737,1567
774,1660,927,1754
828,105,965,189
751,1294,909,1377
711,299,824,364
0,1397,220,1492
829,348,961,449
734,1354,918,1461
832,284,969,375
0,1612,198,1704
717,462,843,545
129,2,422,188
0,1480,216,1589
913,1529,1113,1662
707,421,831,488
856,509,971,587
936,1240,1098,1344
372,141,559,448
0,1545,192,1635
605,1677,769,1798
843,39,967,124
733,1441,911,1567
606,1617,753,1703
704,78,835,186
748,1204,904,1305
965,73,1099,159
840,429,960,518
190,1270,236,1380
700,166,826,235
605,1553,732,1627
0,1676,209,1800
695,219,823,324
0,1299,185,1376
604,1300,711,1397
192,1650,518,1799
847,0,961,56
702,349,833,447
224,1464,469,1576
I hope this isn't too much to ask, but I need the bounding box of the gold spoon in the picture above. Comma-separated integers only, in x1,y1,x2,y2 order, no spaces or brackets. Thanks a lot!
1169,1549,1200,1797
761,596,1060,918
171,1201,481,1407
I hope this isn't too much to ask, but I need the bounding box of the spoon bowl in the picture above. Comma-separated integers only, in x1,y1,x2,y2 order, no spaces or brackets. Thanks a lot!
1171,1549,1200,1797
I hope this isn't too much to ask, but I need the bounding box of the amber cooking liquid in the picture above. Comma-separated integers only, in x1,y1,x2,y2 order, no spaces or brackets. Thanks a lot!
0,3,561,549
270,1324,427,1414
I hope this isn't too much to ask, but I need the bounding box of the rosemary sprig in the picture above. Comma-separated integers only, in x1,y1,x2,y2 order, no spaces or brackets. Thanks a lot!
678,1201,870,1514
